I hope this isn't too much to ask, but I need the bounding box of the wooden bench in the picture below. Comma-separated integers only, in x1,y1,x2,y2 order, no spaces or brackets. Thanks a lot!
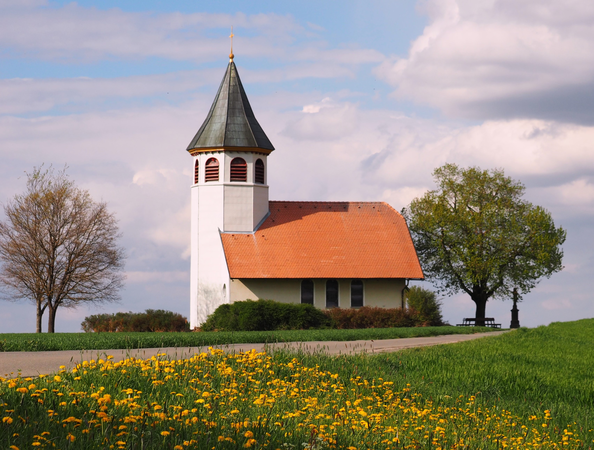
456,317,501,328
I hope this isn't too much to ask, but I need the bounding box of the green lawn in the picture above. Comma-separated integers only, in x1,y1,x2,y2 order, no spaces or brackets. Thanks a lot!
0,325,496,352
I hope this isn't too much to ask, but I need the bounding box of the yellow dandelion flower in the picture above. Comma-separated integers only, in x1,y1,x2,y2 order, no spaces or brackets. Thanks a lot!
161,431,170,437
2,417,13,424
244,438,257,448
244,430,254,438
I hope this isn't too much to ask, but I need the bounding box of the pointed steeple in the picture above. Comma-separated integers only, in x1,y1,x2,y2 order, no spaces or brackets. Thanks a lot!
187,61,275,153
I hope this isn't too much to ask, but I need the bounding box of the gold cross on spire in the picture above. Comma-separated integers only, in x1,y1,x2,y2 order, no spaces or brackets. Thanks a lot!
229,26,234,61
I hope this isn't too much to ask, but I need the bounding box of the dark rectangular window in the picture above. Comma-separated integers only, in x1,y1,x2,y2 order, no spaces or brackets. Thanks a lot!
301,279,314,304
351,280,363,308
326,279,338,308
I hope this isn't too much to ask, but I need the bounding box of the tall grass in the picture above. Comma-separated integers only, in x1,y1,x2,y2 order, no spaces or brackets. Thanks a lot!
0,326,494,352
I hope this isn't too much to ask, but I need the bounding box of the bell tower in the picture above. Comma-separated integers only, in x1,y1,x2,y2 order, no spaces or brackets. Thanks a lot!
187,52,275,328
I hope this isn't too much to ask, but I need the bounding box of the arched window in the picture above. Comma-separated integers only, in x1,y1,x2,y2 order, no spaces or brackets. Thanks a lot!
326,279,339,308
194,159,199,184
351,280,363,308
205,158,219,182
230,157,247,182
255,158,265,184
301,279,314,305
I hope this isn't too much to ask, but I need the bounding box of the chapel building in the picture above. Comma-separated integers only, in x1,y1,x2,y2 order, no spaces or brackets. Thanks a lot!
187,54,423,328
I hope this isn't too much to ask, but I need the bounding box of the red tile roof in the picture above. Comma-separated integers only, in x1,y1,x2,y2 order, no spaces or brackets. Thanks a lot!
221,201,424,279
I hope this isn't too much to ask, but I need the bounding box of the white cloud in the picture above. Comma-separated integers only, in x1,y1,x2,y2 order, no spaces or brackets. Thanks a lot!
126,271,188,284
541,298,572,311
376,0,594,123
0,72,218,115
0,0,47,8
0,6,293,61
302,97,333,113
281,100,360,141
0,4,383,67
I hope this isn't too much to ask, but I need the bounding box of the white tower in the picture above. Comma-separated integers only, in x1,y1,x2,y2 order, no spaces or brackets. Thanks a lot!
186,54,275,329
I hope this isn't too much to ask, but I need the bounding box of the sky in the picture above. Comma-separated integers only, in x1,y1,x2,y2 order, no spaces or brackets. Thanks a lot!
1,0,593,333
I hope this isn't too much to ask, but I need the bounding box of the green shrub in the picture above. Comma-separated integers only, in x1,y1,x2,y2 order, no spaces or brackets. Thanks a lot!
201,299,332,332
405,286,445,326
324,306,420,329
81,309,190,332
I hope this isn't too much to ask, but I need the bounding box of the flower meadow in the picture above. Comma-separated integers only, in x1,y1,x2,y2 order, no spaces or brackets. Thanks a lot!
0,348,588,450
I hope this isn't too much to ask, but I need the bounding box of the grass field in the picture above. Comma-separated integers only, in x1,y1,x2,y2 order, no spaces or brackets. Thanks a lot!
0,326,495,352
1,320,592,449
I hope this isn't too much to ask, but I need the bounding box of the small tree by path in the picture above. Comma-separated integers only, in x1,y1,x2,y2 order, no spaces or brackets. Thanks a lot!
0,166,126,332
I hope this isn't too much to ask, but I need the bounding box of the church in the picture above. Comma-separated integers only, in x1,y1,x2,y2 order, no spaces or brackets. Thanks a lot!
186,52,424,329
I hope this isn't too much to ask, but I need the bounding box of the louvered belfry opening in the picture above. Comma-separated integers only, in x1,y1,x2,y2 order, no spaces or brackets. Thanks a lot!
230,158,247,182
205,158,219,182
255,158,265,184
194,160,199,184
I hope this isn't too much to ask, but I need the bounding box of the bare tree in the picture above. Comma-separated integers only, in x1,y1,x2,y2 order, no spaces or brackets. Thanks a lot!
0,167,125,333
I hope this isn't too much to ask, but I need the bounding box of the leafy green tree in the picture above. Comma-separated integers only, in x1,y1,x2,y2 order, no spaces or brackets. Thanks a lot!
405,286,444,326
402,164,566,325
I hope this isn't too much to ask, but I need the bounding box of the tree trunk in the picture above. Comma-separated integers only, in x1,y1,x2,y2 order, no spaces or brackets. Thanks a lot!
36,300,43,333
471,288,488,327
473,300,487,326
47,306,57,333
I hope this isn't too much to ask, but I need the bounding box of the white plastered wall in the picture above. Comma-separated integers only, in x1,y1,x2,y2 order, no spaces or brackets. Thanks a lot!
230,278,407,309
190,150,270,328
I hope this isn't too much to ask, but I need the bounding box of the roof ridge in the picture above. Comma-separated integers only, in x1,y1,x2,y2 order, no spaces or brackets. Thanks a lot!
233,62,259,148
269,200,390,205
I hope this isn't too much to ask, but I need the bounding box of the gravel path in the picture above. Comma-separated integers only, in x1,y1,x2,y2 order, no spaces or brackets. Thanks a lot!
0,330,509,378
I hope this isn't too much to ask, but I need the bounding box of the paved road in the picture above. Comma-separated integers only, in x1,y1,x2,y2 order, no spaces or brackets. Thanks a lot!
0,330,509,378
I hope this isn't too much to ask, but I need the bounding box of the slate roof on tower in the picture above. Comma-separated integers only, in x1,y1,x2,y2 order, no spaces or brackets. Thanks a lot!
187,60,275,152
221,201,424,279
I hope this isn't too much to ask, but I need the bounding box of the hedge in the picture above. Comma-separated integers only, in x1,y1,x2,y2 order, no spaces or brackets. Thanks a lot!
81,309,190,332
